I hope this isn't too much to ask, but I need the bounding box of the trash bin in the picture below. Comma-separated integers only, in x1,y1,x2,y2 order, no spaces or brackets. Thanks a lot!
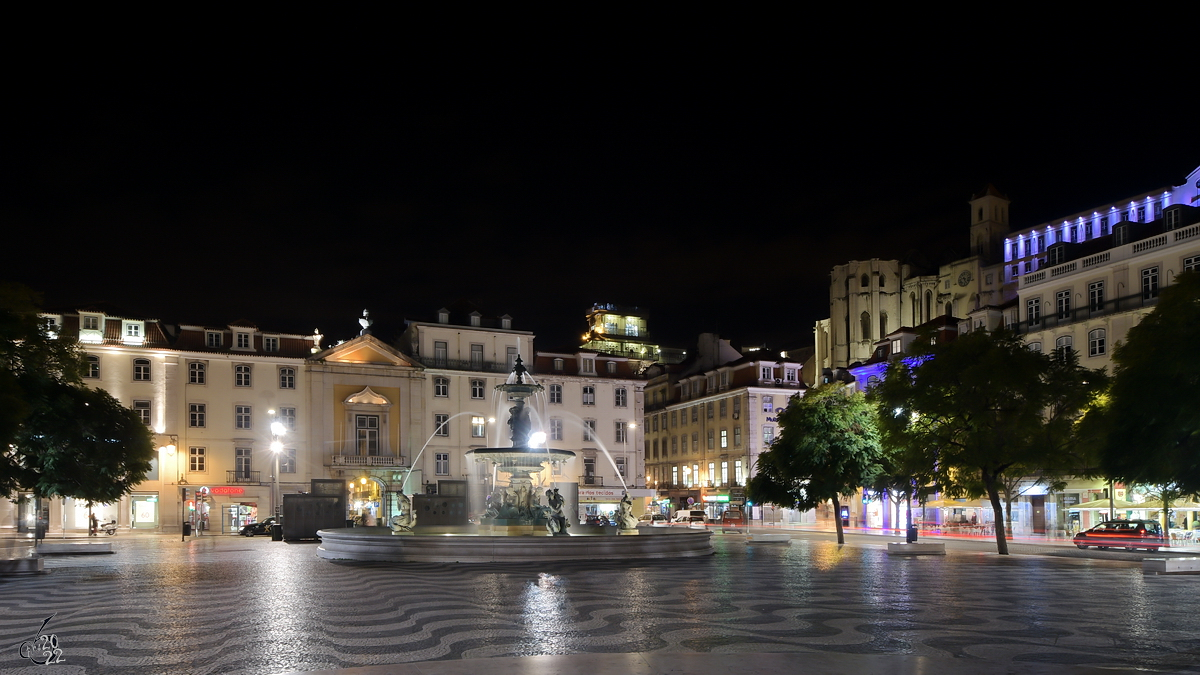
906,525,918,543
183,523,192,536
271,524,283,541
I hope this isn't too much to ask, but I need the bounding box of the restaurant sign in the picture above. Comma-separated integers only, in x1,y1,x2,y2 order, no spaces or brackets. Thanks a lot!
577,488,655,500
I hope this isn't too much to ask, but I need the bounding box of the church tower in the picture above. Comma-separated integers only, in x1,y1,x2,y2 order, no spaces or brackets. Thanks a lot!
969,185,1011,264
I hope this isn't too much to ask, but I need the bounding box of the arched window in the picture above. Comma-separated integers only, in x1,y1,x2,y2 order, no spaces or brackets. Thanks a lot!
1088,329,1106,357
133,358,151,381
879,312,888,338
878,274,885,289
910,293,918,326
861,274,870,288
924,290,932,323
1055,335,1074,361
860,312,871,341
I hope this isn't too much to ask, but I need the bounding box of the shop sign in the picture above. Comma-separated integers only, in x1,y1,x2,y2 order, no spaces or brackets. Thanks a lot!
577,488,654,500
702,495,730,502
209,486,245,496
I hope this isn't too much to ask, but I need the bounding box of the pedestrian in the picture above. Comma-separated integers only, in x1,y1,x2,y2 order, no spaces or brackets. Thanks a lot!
89,512,98,536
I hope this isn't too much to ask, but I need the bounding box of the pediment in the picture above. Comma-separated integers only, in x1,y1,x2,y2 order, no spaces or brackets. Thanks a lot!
344,386,391,406
312,334,418,367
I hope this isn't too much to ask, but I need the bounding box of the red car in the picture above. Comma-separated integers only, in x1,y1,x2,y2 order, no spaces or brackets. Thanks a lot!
1073,519,1167,551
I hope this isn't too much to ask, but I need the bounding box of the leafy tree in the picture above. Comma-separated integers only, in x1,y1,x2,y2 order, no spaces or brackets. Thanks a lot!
746,384,885,544
1096,271,1200,512
1,283,154,515
872,329,1105,554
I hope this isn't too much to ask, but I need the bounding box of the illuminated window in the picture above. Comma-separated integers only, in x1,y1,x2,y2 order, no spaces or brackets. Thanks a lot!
764,426,775,445
279,367,295,389
280,449,296,473
763,395,773,412
357,415,379,455
234,364,251,387
133,358,151,381
280,407,296,431
720,429,728,448
471,416,485,438
189,362,205,384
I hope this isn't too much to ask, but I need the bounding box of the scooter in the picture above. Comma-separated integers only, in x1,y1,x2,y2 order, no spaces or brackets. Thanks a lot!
101,521,117,536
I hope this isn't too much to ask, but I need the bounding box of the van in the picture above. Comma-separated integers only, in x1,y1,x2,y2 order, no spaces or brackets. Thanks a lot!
673,509,707,524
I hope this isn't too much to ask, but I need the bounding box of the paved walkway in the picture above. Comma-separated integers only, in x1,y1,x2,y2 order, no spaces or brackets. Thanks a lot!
1,532,1198,674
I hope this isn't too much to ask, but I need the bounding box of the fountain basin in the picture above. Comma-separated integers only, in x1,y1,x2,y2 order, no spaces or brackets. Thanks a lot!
316,527,713,563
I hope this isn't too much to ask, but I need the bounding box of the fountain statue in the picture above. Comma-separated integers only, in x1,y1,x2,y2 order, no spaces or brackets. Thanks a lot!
545,488,569,535
616,491,639,531
390,491,415,534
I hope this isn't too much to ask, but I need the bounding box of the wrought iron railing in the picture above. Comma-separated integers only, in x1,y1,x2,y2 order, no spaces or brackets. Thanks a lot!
330,455,406,467
227,471,261,484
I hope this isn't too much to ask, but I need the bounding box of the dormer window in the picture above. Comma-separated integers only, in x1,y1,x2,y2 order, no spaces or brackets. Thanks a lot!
437,310,450,324
500,316,512,330
82,315,100,330
1114,223,1130,247
1165,208,1181,230
122,321,145,345
79,314,104,344
581,358,595,374
206,331,222,348
264,336,279,352
235,332,251,349
1046,244,1066,267
469,312,481,327
42,315,61,336
606,361,617,374
553,358,564,371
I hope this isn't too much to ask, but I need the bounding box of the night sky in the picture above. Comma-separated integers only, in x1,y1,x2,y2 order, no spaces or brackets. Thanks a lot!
7,45,1197,353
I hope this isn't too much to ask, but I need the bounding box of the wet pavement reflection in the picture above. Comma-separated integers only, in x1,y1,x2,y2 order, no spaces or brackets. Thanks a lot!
1,533,1198,674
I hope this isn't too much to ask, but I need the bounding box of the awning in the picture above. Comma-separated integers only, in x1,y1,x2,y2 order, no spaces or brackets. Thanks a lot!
922,499,987,509
1069,498,1139,510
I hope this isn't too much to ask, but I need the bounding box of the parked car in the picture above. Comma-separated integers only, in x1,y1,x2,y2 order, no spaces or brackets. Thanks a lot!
1073,519,1167,551
672,509,708,524
637,513,669,527
720,509,745,528
240,516,280,537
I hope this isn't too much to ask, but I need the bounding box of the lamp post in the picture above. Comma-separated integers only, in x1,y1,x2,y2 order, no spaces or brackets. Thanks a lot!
625,421,636,487
268,410,287,521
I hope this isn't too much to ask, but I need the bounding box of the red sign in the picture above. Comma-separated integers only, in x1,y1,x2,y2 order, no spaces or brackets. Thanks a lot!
209,486,245,496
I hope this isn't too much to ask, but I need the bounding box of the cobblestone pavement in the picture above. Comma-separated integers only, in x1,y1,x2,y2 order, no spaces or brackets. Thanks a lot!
1,533,1198,674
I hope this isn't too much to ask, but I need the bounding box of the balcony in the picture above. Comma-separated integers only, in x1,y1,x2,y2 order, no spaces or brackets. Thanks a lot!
330,455,406,467
412,356,510,373
756,379,803,389
1012,291,1160,334
227,471,261,484
579,475,604,486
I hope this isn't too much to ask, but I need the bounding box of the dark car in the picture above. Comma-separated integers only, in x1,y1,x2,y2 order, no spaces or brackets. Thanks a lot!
721,509,745,527
1074,519,1167,551
239,517,280,537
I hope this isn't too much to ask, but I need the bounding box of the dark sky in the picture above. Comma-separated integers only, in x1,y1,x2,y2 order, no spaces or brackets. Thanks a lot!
7,45,1197,352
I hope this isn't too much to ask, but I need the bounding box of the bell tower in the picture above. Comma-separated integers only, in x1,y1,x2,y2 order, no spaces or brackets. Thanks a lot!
969,184,1010,264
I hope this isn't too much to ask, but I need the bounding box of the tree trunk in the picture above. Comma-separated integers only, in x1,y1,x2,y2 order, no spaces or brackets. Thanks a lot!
832,496,845,545
1161,494,1172,536
985,476,1009,555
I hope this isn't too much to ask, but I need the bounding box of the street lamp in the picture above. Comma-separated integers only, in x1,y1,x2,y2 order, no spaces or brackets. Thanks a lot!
268,410,287,521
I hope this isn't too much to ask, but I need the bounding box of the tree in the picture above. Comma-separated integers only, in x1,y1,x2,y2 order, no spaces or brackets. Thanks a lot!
1096,271,1200,513
746,384,885,544
872,329,1106,554
1,283,154,516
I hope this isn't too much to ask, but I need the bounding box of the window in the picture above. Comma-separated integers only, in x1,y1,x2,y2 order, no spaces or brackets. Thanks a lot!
764,426,775,445
434,413,449,437
236,333,251,349
691,406,698,423
264,337,279,352
1054,336,1074,360
582,358,595,374
279,407,296,431
1089,281,1105,311
606,361,617,374
652,415,658,432
189,446,205,472
763,395,773,412
719,399,727,418
691,432,698,452
82,315,100,330
1027,298,1041,325
653,439,659,458
86,355,100,378
206,331,221,348
670,410,677,428
672,466,678,486
583,419,596,441
733,427,741,446
615,421,627,443
470,344,483,369
707,375,716,391
471,379,485,399
434,377,449,397
720,371,729,389
124,321,142,340
582,385,595,405
1184,255,1200,273
614,387,627,407
760,366,772,380
549,384,562,404
356,415,379,455
707,402,714,419
550,418,563,441
1137,207,1145,222
235,405,252,430
471,415,485,438
133,400,151,426
234,364,251,387
1142,267,1159,300
785,368,797,382
860,311,871,341
506,346,517,370
432,341,447,366
708,462,716,486
436,453,449,475
1100,216,1109,236
720,429,728,448
707,430,715,449
553,358,564,371
188,362,205,384
189,403,206,428
1088,329,1106,357
280,448,296,473
735,460,743,486
133,358,151,381
1167,209,1182,230
626,322,639,337
1027,342,1042,353
274,367,294,390
721,461,729,486
616,456,626,478
1056,290,1071,319
235,447,252,479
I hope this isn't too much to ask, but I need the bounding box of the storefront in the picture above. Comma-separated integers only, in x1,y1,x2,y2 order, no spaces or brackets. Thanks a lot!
130,493,160,529
349,476,385,526
578,487,655,522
